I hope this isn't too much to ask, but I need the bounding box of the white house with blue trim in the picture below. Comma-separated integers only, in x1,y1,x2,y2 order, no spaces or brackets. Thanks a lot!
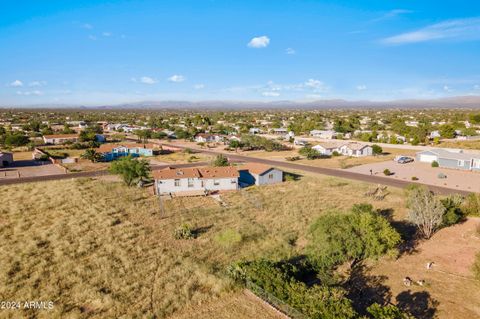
416,149,480,172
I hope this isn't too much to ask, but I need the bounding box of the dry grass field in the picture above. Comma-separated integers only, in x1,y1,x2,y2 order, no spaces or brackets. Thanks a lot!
155,151,213,164
0,173,478,318
437,139,480,150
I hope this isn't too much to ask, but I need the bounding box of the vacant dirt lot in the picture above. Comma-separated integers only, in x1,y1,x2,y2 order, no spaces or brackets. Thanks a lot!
347,161,480,193
370,218,480,319
0,160,64,179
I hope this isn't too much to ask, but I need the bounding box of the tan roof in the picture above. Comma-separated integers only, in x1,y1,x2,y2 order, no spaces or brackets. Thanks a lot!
237,163,274,175
98,143,157,153
43,134,79,139
343,142,369,151
153,167,202,179
198,166,239,178
314,141,345,149
153,166,239,180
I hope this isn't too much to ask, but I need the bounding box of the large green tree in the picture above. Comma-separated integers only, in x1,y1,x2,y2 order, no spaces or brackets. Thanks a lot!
307,204,401,273
109,156,151,186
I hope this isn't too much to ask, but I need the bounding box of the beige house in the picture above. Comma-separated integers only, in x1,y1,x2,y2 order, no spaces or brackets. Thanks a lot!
43,134,79,145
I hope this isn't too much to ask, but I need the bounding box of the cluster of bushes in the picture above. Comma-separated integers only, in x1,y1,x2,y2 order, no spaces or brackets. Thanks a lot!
228,204,408,318
0,128,30,148
228,259,357,319
174,224,195,240
406,185,469,239
298,146,329,160
232,135,288,152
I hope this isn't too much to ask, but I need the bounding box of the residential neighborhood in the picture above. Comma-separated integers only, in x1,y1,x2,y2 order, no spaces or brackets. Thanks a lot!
2,1,480,318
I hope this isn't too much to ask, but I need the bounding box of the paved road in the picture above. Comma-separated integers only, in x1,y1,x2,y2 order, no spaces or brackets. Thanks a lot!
161,143,472,196
1,141,473,196
0,162,208,186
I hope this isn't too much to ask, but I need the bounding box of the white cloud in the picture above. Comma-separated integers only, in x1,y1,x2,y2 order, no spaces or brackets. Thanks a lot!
9,80,23,87
262,91,280,97
285,48,296,55
16,90,43,96
29,81,47,87
82,23,93,29
132,76,158,85
102,32,112,37
373,9,413,22
88,35,97,41
443,85,452,92
382,17,480,45
247,35,270,48
193,84,205,89
168,75,185,82
356,85,367,91
474,84,480,90
304,79,329,92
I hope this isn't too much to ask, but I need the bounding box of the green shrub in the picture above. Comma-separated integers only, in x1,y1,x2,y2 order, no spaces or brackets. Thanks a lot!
372,144,383,155
431,160,439,167
463,193,480,216
437,172,447,179
307,205,401,276
383,169,391,176
212,154,229,166
411,176,419,181
174,224,194,240
441,195,465,227
367,303,413,319
332,150,341,156
229,259,357,319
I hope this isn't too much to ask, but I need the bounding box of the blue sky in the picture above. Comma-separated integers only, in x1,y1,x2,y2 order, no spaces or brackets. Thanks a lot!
1,0,480,106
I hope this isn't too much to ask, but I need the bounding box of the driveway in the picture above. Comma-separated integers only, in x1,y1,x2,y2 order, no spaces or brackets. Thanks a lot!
346,160,480,193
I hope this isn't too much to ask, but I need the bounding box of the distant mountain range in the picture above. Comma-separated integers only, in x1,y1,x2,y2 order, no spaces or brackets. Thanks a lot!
3,95,480,109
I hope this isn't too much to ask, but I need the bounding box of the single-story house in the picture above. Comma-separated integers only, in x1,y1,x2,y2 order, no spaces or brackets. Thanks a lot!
237,163,283,186
312,142,372,157
153,166,240,195
43,134,79,145
194,133,224,143
312,142,343,156
249,128,261,135
310,130,336,139
416,149,480,171
0,152,14,167
98,143,157,161
294,138,308,146
272,128,288,135
338,142,373,157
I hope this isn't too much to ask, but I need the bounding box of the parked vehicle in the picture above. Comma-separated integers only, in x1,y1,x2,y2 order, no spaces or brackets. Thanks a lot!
396,156,414,164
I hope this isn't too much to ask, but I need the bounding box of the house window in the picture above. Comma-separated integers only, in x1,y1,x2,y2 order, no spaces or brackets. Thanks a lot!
174,179,180,187
201,180,205,187
213,179,220,186
268,173,274,179
231,179,237,184
188,178,194,187
458,160,465,167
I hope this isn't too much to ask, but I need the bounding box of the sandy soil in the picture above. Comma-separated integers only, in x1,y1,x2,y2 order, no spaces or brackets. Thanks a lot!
346,161,480,193
370,218,480,319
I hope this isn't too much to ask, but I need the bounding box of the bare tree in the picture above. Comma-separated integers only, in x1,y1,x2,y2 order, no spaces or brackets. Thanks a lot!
407,186,445,239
